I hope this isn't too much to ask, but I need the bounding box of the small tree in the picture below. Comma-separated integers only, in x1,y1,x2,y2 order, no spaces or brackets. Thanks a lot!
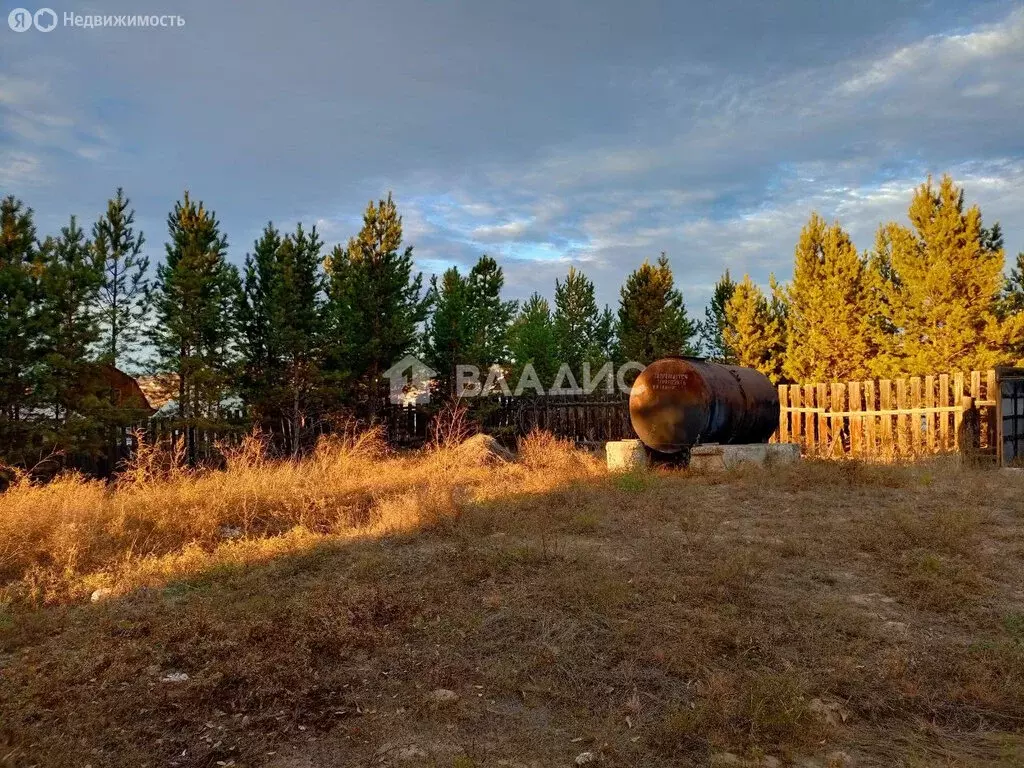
592,305,618,364
784,213,879,382
554,266,599,381
92,188,149,370
699,270,736,361
1000,252,1024,363
723,275,786,382
617,253,697,364
423,267,472,393
507,293,559,391
238,222,283,412
38,217,104,437
325,193,427,414
877,175,1019,374
0,196,45,462
268,224,324,451
148,192,239,460
465,254,516,371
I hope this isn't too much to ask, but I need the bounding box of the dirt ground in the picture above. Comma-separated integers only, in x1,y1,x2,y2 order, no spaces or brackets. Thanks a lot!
2,455,1024,767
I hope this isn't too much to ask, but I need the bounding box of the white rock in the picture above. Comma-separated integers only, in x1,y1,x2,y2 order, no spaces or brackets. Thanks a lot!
574,752,596,765
90,588,113,603
825,751,855,768
160,671,189,683
395,745,428,761
808,697,849,727
456,434,515,464
882,620,909,637
426,688,460,706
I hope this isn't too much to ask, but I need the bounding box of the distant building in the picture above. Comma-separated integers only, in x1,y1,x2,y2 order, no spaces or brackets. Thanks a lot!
96,364,157,415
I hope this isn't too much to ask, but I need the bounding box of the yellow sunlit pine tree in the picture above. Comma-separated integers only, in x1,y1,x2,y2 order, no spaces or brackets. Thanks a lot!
723,274,786,382
784,213,879,382
876,175,1022,374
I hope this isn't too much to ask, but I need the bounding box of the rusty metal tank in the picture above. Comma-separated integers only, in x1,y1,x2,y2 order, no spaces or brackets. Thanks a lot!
628,357,779,453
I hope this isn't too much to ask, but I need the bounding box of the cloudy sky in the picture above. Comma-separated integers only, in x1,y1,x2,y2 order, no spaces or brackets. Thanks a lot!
2,0,1023,313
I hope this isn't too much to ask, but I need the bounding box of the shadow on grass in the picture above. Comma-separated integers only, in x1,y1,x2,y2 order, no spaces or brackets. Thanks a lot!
3,460,1024,768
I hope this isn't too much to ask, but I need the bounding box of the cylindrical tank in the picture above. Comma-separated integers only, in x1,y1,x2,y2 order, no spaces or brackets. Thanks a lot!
628,357,779,453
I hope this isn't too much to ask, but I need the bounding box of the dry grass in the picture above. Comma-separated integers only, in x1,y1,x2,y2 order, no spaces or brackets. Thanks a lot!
2,439,1024,767
0,429,598,606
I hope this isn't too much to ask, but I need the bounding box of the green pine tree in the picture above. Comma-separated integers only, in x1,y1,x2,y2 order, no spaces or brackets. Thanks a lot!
507,293,559,391
783,213,879,382
325,193,428,413
699,270,736,361
266,224,324,450
592,305,618,364
465,255,516,371
92,188,149,370
148,192,239,457
0,196,45,462
617,253,697,364
423,267,472,393
239,222,283,411
723,275,786,382
554,266,599,381
999,251,1024,362
37,217,108,454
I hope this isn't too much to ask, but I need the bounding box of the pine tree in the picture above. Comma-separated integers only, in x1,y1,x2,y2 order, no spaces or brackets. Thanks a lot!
507,293,559,391
268,224,324,450
423,267,472,393
0,196,44,461
92,188,148,370
783,213,878,382
699,270,736,361
36,217,112,455
877,175,1018,374
723,275,786,382
592,305,618,364
465,255,516,370
148,192,239,458
325,193,428,413
238,222,282,410
554,267,599,381
617,253,697,364
1000,252,1024,362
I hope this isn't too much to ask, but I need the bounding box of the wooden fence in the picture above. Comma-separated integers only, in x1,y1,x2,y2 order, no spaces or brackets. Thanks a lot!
382,394,635,447
776,369,999,460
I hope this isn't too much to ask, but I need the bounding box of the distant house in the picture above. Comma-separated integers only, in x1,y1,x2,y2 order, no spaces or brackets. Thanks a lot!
96,364,157,415
135,373,179,412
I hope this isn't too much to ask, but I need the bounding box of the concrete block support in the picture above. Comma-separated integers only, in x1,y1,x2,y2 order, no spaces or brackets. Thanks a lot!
606,439,649,472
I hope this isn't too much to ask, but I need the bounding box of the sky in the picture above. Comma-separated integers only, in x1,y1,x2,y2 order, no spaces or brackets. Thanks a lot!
2,0,1024,316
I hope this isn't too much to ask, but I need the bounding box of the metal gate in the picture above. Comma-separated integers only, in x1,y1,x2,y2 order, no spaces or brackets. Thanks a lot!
998,367,1024,467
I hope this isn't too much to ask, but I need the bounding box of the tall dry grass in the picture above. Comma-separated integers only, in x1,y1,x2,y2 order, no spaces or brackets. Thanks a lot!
0,428,601,605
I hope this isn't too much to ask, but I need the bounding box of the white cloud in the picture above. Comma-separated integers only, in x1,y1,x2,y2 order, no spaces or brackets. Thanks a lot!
471,220,531,241
839,8,1024,95
0,151,45,188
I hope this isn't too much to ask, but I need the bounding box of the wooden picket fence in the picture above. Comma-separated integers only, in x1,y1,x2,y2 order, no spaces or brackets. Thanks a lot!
775,369,999,460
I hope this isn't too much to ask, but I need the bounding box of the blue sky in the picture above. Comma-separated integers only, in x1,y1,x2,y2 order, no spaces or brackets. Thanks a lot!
2,0,1023,314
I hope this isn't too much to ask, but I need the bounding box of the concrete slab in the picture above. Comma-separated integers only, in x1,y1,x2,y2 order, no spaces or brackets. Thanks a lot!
767,443,801,465
688,442,800,472
606,439,648,472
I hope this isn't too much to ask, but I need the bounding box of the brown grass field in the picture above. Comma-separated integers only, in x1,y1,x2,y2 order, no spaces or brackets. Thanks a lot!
1,432,1024,767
